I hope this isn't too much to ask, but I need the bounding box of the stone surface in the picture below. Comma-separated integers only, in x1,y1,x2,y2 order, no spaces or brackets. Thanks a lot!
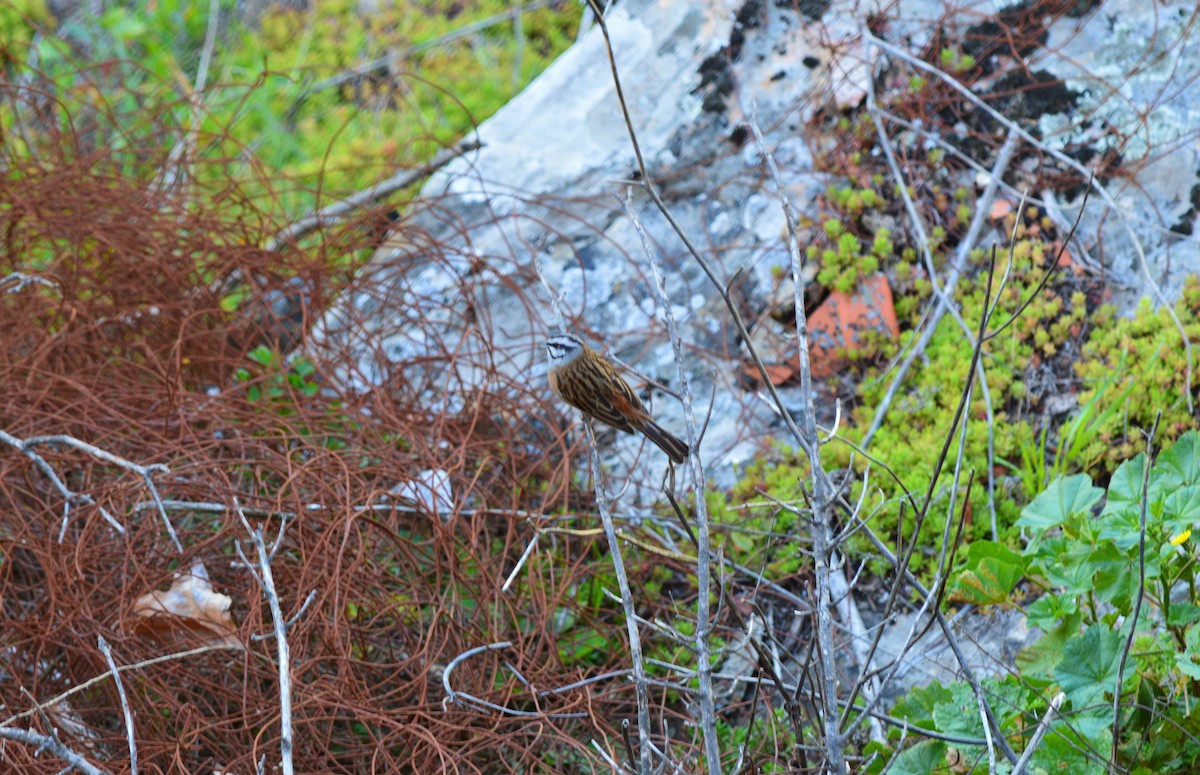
312,0,1200,496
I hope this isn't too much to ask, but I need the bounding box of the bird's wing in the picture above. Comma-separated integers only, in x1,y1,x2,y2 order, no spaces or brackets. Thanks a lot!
593,374,644,433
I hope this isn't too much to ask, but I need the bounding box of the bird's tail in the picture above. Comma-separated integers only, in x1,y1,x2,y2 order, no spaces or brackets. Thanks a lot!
640,420,689,465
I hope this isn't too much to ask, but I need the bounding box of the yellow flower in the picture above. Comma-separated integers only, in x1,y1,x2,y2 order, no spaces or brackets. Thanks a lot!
1170,529,1192,546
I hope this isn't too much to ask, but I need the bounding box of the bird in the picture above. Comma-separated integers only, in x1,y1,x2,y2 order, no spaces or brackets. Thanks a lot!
545,333,689,464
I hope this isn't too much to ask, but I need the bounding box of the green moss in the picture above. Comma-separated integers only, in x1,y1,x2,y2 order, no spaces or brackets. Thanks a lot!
730,236,1106,578
1071,277,1200,470
809,184,896,293
732,267,1200,581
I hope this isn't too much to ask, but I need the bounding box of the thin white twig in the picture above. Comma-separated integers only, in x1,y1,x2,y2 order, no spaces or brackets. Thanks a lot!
501,531,541,593
628,190,720,773
442,640,587,719
302,0,567,96
1013,692,1065,775
234,501,295,775
0,727,105,775
976,678,997,774
1,644,239,728
20,433,178,550
262,141,479,253
585,421,654,774
746,109,843,771
193,0,219,96
98,636,137,775
1112,414,1159,764
863,29,1193,412
591,738,629,774
1,272,55,293
0,429,127,541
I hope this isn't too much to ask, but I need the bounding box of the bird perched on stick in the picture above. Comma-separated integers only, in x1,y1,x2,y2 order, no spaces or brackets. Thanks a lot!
545,333,689,464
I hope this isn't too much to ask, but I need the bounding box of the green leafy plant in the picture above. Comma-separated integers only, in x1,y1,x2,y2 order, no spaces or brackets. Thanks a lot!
893,430,1200,772
235,345,321,407
1006,354,1146,497
11,0,579,214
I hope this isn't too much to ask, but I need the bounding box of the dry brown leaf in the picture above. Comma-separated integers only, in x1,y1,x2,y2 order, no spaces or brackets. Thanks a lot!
133,561,241,649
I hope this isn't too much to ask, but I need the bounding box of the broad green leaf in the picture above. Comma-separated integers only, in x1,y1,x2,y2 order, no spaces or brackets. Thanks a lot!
1168,602,1200,628
1055,624,1126,708
1018,611,1083,680
1157,430,1200,489
1096,503,1145,550
1030,721,1109,775
1090,542,1153,612
860,741,892,774
1017,475,1103,531
1032,536,1098,594
1176,623,1200,679
950,557,1025,604
889,682,952,729
1162,484,1200,532
888,741,946,775
1102,454,1147,516
932,683,986,738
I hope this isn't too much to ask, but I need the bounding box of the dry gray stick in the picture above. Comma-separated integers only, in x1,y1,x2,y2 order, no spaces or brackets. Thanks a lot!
98,635,137,775
263,140,481,253
442,640,589,719
746,112,844,772
976,677,997,774
850,516,1020,764
591,738,629,774
303,0,566,96
585,422,654,775
234,502,296,775
1,644,239,729
2,272,55,293
0,429,129,543
863,28,1028,542
1112,414,1159,765
584,0,812,460
1013,692,1065,775
628,191,721,773
0,727,106,775
18,432,177,550
859,128,1019,452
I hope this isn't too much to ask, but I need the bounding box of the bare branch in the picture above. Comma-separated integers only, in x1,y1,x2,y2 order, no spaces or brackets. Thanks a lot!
234,501,297,775
97,636,137,775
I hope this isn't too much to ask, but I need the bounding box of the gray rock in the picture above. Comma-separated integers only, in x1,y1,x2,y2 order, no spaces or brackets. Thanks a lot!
311,0,1200,500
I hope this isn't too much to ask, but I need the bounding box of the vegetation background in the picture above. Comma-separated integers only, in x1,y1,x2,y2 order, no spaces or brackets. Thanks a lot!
3,0,1200,773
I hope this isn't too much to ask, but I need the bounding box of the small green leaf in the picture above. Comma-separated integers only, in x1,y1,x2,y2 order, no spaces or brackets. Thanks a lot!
1176,623,1200,679
949,543,1026,604
293,358,316,378
1162,485,1200,532
932,683,986,738
890,682,952,729
860,741,893,774
1168,602,1200,627
247,346,275,367
1026,592,1079,628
